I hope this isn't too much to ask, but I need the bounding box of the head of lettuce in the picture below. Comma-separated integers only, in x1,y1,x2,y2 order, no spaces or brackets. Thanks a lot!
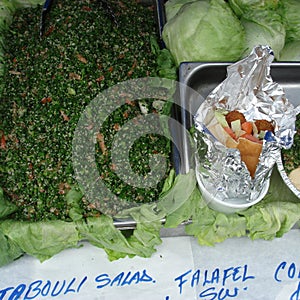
162,0,246,66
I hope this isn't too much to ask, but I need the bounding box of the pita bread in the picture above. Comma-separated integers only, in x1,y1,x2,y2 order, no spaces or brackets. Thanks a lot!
237,137,263,178
208,123,238,148
208,122,262,178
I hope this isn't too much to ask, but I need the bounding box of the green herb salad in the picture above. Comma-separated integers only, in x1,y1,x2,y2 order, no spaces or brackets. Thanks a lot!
0,0,173,220
282,114,300,174
0,0,300,268
281,113,300,191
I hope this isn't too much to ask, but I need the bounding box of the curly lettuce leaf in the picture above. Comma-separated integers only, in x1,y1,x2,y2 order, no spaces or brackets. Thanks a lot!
0,168,299,268
65,187,85,222
162,176,200,228
0,230,23,266
185,198,247,246
150,35,177,81
0,219,80,262
77,213,162,261
0,188,17,219
158,169,196,215
239,169,300,240
240,202,300,240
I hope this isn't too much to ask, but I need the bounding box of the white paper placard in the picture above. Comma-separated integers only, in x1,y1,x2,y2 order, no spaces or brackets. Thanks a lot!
0,230,299,300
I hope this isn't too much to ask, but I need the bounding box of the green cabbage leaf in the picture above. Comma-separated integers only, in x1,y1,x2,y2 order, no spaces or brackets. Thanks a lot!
162,0,300,63
240,9,286,59
162,0,245,66
228,0,281,18
279,40,300,61
281,0,300,42
164,0,199,21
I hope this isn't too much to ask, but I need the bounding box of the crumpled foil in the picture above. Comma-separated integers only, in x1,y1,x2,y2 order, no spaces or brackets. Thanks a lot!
194,45,297,204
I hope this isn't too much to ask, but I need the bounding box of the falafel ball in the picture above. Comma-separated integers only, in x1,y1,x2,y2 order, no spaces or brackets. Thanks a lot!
254,119,275,133
225,110,246,127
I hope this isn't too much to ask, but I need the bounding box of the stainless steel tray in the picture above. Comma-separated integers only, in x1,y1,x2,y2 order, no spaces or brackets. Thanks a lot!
178,62,300,196
113,218,191,237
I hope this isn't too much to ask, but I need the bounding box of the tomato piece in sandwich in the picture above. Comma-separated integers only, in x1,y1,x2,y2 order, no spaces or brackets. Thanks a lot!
241,133,263,144
241,121,253,134
224,126,238,140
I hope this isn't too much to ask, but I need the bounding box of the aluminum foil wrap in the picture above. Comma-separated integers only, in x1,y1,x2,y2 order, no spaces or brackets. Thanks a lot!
194,45,297,204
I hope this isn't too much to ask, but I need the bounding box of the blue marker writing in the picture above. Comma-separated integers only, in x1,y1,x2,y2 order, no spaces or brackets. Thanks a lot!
199,286,239,300
174,269,192,294
290,281,300,300
274,261,300,282
95,269,155,289
0,276,88,300
174,265,254,295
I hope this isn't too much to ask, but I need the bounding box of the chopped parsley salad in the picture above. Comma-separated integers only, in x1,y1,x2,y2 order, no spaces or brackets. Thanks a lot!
0,0,171,221
282,114,300,175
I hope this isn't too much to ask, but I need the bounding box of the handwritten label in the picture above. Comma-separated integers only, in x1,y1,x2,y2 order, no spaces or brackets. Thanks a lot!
0,277,88,299
94,269,155,289
1,264,300,300
274,261,300,300
0,233,299,299
174,264,255,299
0,270,155,300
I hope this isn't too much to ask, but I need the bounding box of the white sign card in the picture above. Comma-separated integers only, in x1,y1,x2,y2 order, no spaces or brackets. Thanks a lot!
0,230,299,300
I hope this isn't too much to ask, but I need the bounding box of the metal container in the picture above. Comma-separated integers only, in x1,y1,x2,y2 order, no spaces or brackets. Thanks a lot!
178,62,300,199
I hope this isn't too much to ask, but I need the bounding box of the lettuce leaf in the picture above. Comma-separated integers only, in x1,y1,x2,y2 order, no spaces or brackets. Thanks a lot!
150,35,177,81
239,169,300,240
185,196,247,246
0,230,23,266
159,170,199,228
0,219,80,262
0,188,17,219
279,40,300,61
158,169,196,216
228,0,281,18
240,8,285,59
281,0,300,42
241,202,300,240
162,0,245,65
10,0,45,9
65,187,85,222
78,212,163,261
